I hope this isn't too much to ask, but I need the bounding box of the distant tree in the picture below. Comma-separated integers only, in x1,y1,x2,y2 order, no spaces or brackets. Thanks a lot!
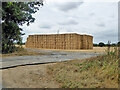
2,2,43,54
118,41,120,58
98,42,105,47
111,43,116,47
118,41,120,46
93,43,98,47
105,42,111,47
21,43,25,45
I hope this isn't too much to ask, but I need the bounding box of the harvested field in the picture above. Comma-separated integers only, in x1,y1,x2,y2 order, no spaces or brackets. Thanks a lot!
23,45,117,53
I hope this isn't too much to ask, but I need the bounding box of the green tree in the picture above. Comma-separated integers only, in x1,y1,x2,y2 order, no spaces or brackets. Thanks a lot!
93,43,98,47
118,41,120,46
111,43,116,47
2,2,43,54
98,42,105,47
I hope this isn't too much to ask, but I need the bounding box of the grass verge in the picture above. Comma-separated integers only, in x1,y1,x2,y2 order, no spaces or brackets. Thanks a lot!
1,48,45,57
47,50,119,88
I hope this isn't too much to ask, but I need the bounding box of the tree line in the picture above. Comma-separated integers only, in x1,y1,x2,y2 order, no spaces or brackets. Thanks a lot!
93,42,120,47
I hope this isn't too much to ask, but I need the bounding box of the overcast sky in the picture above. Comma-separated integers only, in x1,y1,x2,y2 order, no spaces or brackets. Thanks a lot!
20,0,118,44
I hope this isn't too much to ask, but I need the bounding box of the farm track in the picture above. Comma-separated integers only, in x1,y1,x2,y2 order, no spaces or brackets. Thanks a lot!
1,48,104,69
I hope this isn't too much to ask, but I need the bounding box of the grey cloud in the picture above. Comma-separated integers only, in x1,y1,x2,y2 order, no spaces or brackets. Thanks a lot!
58,19,78,25
56,2,83,12
39,24,51,29
110,15,115,18
22,2,117,44
66,29,74,32
97,32,117,38
96,23,105,27
94,30,118,43
89,13,95,16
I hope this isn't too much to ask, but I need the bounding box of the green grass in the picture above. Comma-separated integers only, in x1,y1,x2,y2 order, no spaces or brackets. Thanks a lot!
1,47,45,57
47,48,119,88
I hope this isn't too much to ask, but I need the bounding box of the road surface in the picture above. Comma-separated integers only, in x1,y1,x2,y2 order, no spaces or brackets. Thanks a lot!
1,48,104,69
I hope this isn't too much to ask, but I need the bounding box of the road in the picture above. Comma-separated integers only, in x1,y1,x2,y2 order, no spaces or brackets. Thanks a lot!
1,48,104,69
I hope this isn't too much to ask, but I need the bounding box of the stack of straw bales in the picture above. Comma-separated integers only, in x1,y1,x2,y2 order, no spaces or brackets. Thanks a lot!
25,33,93,49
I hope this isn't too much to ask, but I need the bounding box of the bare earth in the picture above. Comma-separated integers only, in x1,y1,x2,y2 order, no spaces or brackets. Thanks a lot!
2,63,59,88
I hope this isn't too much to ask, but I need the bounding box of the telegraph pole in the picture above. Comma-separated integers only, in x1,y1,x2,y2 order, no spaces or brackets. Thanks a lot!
57,30,59,34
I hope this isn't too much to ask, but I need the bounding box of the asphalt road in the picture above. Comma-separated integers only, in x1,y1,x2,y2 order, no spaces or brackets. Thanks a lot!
1,48,104,69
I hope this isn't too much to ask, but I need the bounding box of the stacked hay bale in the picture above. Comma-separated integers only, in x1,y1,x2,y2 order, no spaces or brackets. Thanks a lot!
89,35,93,49
76,34,82,49
81,35,88,49
25,33,93,49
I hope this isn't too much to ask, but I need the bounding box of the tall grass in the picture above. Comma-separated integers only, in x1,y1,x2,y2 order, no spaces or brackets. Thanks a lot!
47,47,119,88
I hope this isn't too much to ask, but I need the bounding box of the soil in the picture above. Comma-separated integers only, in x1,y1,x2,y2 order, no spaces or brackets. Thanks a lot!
2,63,59,88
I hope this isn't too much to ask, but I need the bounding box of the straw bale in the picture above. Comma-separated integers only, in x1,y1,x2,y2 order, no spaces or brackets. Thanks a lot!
25,33,93,49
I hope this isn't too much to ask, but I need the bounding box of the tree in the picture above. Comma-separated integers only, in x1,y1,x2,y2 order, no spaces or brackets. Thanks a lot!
98,42,105,47
93,43,98,47
118,41,120,46
2,2,43,53
111,43,116,47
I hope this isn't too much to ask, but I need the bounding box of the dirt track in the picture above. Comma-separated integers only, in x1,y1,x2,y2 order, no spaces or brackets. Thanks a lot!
2,63,59,88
